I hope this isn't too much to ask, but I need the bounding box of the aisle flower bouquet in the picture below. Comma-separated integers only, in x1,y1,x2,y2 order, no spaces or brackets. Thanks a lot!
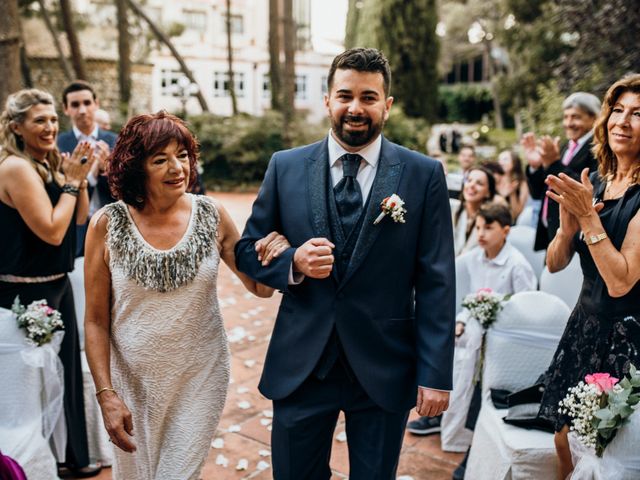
559,366,640,457
11,296,64,347
461,287,510,330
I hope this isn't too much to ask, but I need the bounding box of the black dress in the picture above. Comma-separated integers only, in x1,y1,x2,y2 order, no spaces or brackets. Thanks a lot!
0,180,90,467
539,178,640,431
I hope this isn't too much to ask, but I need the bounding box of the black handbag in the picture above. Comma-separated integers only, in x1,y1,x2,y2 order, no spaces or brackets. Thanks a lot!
492,383,556,433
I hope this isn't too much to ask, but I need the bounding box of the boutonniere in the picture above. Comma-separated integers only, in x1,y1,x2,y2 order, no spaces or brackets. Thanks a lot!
373,194,407,225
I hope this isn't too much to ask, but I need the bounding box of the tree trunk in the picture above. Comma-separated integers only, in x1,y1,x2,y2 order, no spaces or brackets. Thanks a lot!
18,18,32,88
128,0,210,113
282,0,295,146
59,0,87,79
225,0,238,115
37,0,73,81
0,0,22,105
268,0,282,110
483,39,504,129
116,0,131,117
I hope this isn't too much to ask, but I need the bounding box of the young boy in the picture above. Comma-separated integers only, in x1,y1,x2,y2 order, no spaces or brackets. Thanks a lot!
408,202,537,477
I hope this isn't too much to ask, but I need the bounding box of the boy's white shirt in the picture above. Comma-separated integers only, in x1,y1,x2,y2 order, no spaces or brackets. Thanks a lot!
456,241,537,325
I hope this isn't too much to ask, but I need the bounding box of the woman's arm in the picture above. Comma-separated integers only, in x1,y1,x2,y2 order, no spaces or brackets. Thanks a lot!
76,180,90,225
84,210,136,452
546,169,640,295
511,180,529,221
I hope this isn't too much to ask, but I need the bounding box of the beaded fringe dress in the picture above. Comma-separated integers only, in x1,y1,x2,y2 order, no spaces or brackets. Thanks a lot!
104,194,230,480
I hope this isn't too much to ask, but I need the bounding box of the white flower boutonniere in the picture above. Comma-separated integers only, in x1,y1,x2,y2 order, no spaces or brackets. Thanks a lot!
373,194,407,225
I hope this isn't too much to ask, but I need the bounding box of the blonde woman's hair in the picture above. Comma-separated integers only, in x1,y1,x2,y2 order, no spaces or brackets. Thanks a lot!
592,73,640,183
0,88,64,185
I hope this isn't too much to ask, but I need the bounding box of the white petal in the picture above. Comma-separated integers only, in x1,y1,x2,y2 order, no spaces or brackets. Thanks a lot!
236,459,249,470
211,438,224,449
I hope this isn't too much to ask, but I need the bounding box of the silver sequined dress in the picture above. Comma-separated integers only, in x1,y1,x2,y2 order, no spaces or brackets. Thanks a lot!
104,194,230,480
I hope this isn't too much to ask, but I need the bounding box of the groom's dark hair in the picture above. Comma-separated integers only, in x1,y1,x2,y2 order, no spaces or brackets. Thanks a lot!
327,48,392,97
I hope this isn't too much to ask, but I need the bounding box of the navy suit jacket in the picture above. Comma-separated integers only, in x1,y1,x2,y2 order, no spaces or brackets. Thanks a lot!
235,136,456,413
526,135,597,250
57,128,118,209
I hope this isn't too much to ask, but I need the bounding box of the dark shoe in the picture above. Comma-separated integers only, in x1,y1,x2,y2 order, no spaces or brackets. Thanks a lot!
58,463,102,478
452,449,469,480
406,415,442,435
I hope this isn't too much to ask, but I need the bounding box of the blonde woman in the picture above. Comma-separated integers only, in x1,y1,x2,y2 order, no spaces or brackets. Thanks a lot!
0,89,101,477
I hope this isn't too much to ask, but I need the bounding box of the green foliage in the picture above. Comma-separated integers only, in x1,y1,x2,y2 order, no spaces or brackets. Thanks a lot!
188,111,326,188
438,84,493,123
383,108,429,153
520,80,564,137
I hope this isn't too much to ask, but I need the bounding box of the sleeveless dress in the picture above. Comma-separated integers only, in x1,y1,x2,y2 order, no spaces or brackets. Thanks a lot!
104,194,230,480
539,180,640,431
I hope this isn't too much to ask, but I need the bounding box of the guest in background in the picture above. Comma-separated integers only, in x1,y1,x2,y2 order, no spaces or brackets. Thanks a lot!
0,89,100,477
538,74,640,478
94,109,112,131
58,80,117,256
521,92,601,250
496,149,529,223
450,166,499,256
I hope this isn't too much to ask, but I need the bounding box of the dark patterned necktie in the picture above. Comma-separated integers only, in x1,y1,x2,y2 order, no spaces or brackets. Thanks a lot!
334,153,363,236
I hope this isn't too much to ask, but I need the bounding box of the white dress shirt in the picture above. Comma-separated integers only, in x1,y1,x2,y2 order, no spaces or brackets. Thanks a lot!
456,242,537,325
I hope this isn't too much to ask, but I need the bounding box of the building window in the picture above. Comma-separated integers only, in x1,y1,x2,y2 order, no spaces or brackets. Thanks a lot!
183,10,207,32
262,74,271,99
295,75,308,100
160,69,183,95
223,14,244,34
213,72,245,98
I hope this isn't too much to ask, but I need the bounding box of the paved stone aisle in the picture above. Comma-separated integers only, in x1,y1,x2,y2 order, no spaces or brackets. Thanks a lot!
93,192,462,480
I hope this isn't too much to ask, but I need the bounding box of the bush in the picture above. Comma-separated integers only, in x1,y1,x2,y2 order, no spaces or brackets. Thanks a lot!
438,84,494,123
383,108,430,153
188,111,326,189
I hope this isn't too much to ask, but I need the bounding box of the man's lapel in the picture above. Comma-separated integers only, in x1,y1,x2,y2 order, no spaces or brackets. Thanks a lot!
306,139,341,284
340,137,404,287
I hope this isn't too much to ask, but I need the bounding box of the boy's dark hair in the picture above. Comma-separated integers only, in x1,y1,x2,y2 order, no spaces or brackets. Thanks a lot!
327,48,391,96
478,202,512,228
62,80,97,107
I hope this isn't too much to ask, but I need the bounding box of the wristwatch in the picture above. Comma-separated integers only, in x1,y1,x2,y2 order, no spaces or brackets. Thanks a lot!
584,232,608,245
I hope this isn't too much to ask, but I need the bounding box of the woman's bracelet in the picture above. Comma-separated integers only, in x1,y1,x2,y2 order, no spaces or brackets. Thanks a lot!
95,387,117,397
62,183,80,197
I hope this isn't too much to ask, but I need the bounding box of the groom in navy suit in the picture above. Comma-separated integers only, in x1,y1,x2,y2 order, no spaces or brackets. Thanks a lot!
236,48,455,479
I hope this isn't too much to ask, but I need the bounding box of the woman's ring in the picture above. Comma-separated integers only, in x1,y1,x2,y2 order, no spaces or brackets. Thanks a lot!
80,156,88,165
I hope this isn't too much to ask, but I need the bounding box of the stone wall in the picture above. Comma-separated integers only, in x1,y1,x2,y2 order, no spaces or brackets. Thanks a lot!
27,57,152,128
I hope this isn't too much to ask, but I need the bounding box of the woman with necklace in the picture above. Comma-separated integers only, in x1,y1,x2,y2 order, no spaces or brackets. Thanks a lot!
538,74,640,478
0,89,101,477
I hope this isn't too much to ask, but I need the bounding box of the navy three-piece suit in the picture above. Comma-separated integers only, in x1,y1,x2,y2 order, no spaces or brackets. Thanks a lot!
235,136,456,479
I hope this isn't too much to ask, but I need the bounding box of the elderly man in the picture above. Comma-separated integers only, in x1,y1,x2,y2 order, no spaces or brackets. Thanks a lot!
521,92,601,251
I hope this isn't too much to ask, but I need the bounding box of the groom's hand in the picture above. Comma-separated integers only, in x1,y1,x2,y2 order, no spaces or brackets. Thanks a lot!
416,387,450,417
293,238,335,279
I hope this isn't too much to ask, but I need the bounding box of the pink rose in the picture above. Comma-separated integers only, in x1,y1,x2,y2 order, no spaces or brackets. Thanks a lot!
585,373,619,393
478,288,493,293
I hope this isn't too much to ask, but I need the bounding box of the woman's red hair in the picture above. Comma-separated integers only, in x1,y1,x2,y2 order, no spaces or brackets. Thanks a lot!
108,111,199,209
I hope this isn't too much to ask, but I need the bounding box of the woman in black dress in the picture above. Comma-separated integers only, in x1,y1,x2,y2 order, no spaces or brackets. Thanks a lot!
0,89,101,477
539,74,640,478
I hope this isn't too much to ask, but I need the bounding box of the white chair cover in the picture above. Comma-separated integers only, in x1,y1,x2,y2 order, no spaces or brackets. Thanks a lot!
0,307,64,479
68,256,85,350
539,255,583,310
441,318,482,452
507,225,546,281
515,205,534,227
465,394,559,479
569,406,640,480
483,291,570,393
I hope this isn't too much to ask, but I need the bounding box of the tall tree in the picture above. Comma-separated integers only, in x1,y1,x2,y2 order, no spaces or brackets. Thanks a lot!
116,0,131,117
378,0,440,121
282,0,295,145
0,0,22,104
36,0,73,81
344,0,361,48
268,0,282,110
225,0,238,115
59,0,87,79
127,0,210,112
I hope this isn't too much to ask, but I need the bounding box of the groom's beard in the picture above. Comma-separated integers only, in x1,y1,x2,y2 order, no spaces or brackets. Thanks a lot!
332,113,384,148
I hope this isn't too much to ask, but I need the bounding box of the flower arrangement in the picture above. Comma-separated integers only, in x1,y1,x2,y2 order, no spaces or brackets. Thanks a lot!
373,194,406,225
559,366,640,457
461,287,510,329
11,296,64,347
